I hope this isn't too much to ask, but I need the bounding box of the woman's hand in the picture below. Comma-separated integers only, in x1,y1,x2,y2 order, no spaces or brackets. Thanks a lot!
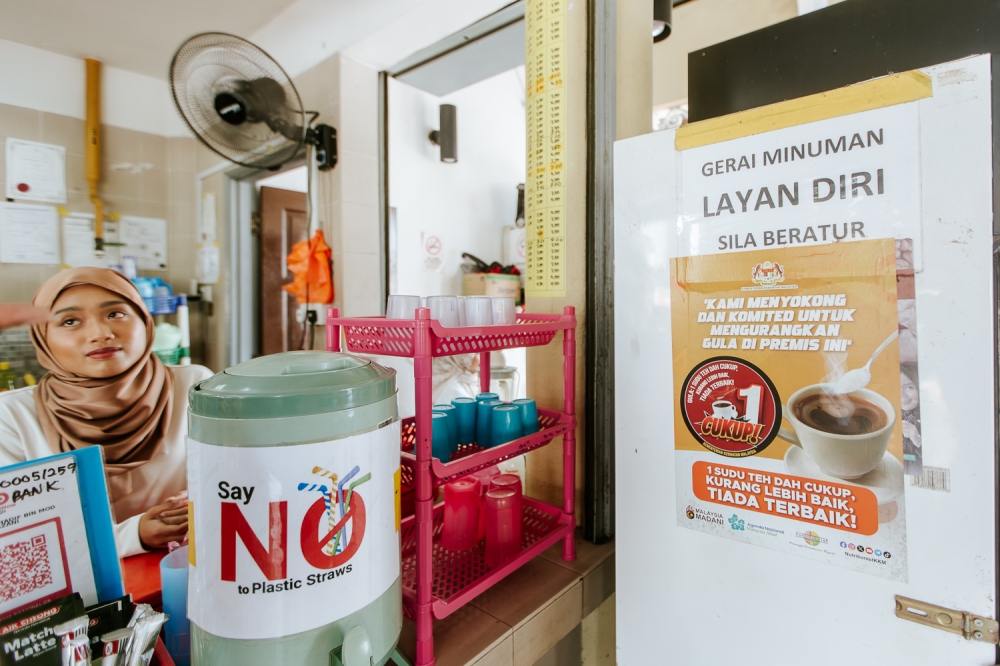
902,421,922,449
0,304,46,331
138,500,188,550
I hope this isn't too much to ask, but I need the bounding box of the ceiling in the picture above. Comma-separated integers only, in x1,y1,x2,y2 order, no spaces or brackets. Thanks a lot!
0,0,519,87
0,0,299,79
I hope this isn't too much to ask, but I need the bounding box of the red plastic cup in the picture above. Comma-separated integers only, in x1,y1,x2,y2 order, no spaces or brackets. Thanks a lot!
471,465,501,496
489,474,523,524
485,488,522,567
441,477,485,551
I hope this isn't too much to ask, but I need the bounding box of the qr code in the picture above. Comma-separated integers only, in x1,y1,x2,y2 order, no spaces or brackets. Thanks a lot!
0,534,52,603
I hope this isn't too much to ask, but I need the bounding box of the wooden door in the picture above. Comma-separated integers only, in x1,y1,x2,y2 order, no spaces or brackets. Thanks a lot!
259,186,308,356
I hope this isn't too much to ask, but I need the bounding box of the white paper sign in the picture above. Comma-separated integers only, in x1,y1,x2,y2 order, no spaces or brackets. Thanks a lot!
119,216,167,270
199,192,217,244
678,103,922,268
187,423,401,640
62,214,121,268
0,202,60,264
0,456,99,615
196,244,220,285
5,139,67,204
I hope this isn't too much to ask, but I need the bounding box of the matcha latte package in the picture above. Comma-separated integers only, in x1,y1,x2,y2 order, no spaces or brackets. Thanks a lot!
0,593,85,665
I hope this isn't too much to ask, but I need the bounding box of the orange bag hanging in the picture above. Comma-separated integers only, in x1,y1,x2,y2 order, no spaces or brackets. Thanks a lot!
283,229,334,304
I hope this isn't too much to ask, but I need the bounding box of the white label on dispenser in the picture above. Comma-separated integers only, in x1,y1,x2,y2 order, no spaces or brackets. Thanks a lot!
187,422,401,640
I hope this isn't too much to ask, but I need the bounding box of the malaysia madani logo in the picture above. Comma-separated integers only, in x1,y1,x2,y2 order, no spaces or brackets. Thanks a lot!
751,261,785,286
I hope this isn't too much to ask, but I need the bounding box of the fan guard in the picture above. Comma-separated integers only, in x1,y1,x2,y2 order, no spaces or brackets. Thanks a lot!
170,32,310,170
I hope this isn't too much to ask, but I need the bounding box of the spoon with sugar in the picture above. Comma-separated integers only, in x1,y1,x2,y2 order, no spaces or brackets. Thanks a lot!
831,329,899,395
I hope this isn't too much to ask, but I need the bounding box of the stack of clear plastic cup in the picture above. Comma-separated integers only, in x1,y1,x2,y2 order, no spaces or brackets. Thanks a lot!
386,295,421,319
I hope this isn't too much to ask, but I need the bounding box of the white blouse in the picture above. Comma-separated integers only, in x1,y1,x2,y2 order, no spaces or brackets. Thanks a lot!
0,364,212,558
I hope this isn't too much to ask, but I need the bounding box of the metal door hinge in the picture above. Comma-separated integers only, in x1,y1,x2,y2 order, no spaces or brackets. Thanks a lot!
895,595,999,643
251,212,261,237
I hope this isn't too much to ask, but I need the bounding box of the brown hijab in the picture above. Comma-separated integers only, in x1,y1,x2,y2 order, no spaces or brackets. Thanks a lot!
30,268,174,501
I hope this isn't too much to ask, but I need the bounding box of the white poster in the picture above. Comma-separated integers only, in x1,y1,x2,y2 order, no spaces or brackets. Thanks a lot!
62,214,121,268
678,103,922,269
187,423,401,640
0,456,99,615
5,139,67,204
0,202,61,265
119,216,167,270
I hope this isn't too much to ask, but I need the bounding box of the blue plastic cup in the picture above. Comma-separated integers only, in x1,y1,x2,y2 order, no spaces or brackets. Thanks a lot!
476,399,504,448
433,404,458,452
451,397,477,444
511,398,540,435
476,392,500,403
490,405,522,447
160,546,190,666
432,412,453,460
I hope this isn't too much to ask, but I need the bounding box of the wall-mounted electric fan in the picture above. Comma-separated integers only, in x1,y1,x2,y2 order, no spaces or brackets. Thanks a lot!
170,32,336,171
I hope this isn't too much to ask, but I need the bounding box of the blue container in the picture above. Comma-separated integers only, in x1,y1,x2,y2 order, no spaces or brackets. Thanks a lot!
476,392,499,403
511,398,540,435
161,546,191,666
451,397,477,444
490,405,522,447
433,404,458,452
432,412,453,460
476,400,503,448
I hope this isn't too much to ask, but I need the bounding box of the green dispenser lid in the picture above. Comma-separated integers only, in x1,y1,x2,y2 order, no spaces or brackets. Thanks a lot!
189,351,396,420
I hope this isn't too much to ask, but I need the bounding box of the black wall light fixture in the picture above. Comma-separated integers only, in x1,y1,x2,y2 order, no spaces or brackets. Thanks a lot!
653,0,672,42
429,104,457,163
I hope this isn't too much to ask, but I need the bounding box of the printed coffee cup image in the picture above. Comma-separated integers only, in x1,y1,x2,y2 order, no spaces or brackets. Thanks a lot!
777,384,896,479
711,400,739,420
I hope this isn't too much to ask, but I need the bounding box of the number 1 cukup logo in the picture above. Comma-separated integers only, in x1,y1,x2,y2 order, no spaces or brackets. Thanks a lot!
680,356,781,458
219,465,370,581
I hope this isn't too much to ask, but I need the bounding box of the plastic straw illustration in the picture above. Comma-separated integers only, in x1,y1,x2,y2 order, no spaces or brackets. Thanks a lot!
332,473,372,555
336,466,361,552
312,466,339,484
298,482,335,553
311,467,340,554
338,466,361,518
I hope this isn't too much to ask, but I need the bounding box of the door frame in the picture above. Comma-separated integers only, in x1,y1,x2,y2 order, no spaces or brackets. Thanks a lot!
199,157,306,366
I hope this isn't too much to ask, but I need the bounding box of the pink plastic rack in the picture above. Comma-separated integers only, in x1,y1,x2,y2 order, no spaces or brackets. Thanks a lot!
326,306,577,666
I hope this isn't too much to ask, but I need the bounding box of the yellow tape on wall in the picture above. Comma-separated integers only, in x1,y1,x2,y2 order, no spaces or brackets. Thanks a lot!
525,0,567,298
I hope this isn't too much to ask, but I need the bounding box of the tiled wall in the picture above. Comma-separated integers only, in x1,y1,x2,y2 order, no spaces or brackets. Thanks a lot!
0,102,201,301
296,54,383,318
0,102,207,365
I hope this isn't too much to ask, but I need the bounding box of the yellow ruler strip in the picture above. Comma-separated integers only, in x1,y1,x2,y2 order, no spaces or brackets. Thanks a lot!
525,0,568,298
676,70,932,151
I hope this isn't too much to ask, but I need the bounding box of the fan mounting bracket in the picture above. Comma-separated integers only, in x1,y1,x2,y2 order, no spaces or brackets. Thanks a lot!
306,124,337,171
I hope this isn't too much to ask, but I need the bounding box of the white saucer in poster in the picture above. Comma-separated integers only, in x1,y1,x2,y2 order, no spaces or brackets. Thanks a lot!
784,446,904,507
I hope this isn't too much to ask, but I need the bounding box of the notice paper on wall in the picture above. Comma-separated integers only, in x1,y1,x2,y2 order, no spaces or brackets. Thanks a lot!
671,239,908,581
5,139,67,204
62,213,121,268
120,216,167,270
0,202,60,264
199,192,217,244
525,0,568,298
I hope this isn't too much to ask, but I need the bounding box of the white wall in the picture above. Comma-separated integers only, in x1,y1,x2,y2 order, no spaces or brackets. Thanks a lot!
652,0,798,107
0,38,190,137
388,67,525,297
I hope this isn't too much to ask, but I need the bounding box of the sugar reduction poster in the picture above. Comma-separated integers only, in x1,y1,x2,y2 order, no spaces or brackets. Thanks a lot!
672,239,906,581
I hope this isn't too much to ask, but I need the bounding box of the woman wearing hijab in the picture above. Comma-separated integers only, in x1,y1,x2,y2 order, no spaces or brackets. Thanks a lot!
0,268,212,557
